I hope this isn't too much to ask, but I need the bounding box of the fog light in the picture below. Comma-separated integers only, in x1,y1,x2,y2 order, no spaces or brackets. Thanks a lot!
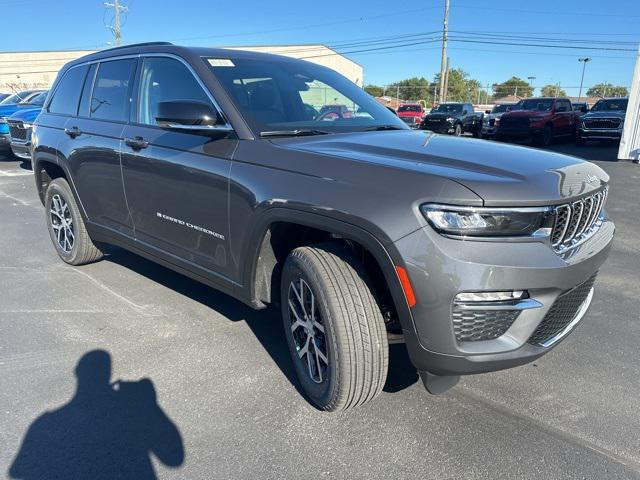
455,290,527,302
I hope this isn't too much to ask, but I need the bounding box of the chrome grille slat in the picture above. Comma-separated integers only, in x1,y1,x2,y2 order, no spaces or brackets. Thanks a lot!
550,188,608,253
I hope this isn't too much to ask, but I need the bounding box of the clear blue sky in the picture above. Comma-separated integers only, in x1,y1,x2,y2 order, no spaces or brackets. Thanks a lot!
2,0,639,96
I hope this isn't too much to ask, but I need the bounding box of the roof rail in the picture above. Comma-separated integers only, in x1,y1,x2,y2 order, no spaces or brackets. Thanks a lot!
98,41,173,53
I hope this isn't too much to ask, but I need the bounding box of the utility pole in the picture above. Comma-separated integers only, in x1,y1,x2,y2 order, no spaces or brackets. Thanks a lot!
527,76,536,97
442,57,450,102
438,0,450,104
104,0,128,46
578,57,592,101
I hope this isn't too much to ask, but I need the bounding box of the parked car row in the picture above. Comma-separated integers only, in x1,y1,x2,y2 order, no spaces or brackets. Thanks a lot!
0,89,48,159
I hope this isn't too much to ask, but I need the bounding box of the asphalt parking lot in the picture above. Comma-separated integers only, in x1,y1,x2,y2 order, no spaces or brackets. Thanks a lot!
1,143,639,480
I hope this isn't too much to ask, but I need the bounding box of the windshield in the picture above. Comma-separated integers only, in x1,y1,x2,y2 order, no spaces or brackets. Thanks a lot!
22,91,48,106
433,104,463,113
0,92,32,105
517,99,554,111
492,104,514,113
208,58,406,134
398,105,422,112
591,99,628,112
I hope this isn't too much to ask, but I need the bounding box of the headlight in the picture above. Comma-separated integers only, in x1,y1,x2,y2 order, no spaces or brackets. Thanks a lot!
421,204,553,237
22,122,32,129
446,117,455,123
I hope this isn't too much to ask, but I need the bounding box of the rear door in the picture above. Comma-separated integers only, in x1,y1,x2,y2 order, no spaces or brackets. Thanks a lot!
120,55,237,278
61,58,137,236
553,99,573,135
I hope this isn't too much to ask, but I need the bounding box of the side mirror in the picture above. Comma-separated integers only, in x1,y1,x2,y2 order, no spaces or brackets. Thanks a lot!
156,100,231,132
485,110,491,114
581,106,588,113
463,110,468,115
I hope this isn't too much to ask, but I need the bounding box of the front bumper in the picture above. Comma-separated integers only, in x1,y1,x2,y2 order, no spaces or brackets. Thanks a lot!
497,126,541,139
578,128,622,140
421,121,454,134
394,217,614,376
10,141,31,160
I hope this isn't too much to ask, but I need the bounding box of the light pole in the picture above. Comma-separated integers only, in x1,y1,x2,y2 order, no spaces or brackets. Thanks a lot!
578,57,591,101
527,76,536,97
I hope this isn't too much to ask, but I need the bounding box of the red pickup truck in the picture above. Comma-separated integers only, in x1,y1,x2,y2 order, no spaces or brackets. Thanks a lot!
496,97,581,146
397,103,425,128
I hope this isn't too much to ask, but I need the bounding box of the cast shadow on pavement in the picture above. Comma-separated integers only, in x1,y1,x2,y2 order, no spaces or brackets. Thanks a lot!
102,247,420,398
8,350,184,480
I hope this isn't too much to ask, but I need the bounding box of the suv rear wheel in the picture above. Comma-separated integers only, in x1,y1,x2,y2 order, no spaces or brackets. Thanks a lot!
281,243,388,411
45,178,104,265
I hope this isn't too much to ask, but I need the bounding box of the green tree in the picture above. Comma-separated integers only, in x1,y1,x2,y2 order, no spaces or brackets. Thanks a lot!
540,84,567,97
492,77,534,99
364,84,384,97
432,68,484,103
586,83,629,98
385,77,432,102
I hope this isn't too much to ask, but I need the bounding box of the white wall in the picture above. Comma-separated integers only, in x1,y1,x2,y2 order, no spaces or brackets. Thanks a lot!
619,47,640,161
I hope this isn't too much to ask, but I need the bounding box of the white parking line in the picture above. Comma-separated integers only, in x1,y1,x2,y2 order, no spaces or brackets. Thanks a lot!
0,169,33,177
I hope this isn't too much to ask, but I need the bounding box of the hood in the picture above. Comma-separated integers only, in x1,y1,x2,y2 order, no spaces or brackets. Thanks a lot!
0,103,34,118
274,130,608,206
583,110,626,120
424,112,459,120
8,106,42,123
397,110,423,117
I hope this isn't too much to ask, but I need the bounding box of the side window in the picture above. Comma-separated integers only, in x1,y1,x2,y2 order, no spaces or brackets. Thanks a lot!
138,57,213,126
78,64,97,117
91,59,136,122
48,65,88,115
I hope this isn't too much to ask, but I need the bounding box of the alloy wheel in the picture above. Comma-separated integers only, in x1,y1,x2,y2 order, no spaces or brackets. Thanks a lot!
50,194,74,253
287,277,329,384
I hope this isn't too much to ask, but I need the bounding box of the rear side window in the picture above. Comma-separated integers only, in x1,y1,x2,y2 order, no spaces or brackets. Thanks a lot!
48,66,87,115
91,59,136,122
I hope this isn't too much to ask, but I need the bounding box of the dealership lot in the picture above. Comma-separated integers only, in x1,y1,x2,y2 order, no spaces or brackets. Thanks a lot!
1,146,639,479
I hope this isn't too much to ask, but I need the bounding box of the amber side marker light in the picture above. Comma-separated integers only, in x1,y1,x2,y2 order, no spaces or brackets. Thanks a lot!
395,266,417,308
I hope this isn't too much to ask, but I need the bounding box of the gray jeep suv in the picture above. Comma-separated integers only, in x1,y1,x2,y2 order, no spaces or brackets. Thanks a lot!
32,43,614,411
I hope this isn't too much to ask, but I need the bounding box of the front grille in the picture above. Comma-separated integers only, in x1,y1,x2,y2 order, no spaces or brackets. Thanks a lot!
8,121,27,141
401,116,418,125
452,307,520,342
583,118,621,130
499,116,529,128
550,188,607,252
527,274,597,346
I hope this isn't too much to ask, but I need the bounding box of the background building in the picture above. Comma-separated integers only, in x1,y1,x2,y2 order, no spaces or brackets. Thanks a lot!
0,44,363,92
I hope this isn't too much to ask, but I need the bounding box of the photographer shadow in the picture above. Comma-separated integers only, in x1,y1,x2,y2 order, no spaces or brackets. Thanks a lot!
9,350,184,480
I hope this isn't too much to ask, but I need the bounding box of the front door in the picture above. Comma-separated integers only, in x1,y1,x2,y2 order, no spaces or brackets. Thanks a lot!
120,56,237,278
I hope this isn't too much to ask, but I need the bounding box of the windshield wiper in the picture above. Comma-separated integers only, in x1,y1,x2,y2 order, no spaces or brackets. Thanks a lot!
259,129,330,138
362,125,405,131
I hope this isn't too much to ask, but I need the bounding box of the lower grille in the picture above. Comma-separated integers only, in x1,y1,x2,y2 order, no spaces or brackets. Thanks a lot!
527,274,597,346
499,116,529,128
8,122,27,141
452,308,520,342
584,118,620,130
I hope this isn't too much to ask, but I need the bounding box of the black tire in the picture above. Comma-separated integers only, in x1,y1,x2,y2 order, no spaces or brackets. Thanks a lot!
453,123,463,136
280,243,388,411
534,124,553,147
45,178,104,265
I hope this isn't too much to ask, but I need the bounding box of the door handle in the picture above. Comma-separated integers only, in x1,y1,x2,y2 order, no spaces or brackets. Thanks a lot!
125,136,149,150
64,126,82,138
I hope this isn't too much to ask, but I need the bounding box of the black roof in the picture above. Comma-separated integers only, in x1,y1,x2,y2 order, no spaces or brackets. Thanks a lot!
65,42,305,69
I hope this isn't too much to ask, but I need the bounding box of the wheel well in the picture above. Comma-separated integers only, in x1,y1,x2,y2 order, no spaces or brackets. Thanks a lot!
253,222,398,326
35,161,66,204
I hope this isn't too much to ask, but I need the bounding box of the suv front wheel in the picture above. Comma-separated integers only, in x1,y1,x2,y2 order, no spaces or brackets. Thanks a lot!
45,178,104,265
281,243,389,411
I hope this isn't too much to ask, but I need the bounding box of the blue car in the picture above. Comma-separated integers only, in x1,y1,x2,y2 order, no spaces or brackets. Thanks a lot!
0,90,46,149
8,106,43,159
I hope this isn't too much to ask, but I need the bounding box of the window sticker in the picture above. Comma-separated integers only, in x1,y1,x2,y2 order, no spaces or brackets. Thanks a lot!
207,58,235,67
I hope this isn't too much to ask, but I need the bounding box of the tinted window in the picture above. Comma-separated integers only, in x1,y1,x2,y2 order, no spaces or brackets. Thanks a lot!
434,104,463,113
78,64,97,117
138,57,212,125
48,66,87,115
591,99,628,112
518,99,553,111
91,59,136,122
28,91,49,107
398,105,422,112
